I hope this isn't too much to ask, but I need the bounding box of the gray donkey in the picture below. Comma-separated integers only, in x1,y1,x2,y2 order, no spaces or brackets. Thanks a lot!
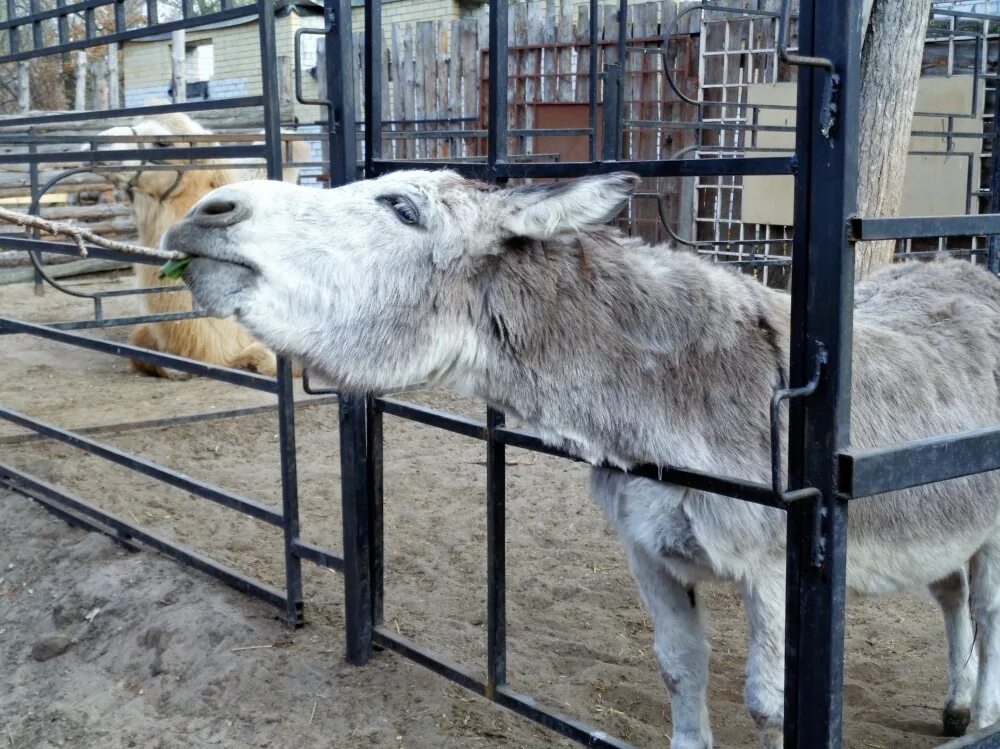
163,170,1000,749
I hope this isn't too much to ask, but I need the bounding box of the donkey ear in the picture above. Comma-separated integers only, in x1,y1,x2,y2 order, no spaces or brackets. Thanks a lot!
498,172,640,239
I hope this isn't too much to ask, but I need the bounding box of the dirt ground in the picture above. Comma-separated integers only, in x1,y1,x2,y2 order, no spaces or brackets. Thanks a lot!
0,273,962,748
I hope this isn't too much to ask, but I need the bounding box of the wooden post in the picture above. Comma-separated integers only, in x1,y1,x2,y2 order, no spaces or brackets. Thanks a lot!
107,43,120,109
16,61,30,114
74,50,87,111
171,30,186,103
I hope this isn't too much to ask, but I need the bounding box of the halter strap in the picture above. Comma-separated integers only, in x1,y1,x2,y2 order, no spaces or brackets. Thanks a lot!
124,126,183,204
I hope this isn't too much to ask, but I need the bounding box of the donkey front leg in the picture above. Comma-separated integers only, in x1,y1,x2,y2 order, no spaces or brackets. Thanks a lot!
739,576,785,749
625,544,712,749
929,569,977,736
970,542,1000,730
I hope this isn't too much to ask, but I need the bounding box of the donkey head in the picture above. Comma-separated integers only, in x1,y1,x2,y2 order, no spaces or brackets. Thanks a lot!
163,169,639,391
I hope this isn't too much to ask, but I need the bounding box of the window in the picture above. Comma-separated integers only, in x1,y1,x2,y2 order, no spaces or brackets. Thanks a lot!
184,41,214,83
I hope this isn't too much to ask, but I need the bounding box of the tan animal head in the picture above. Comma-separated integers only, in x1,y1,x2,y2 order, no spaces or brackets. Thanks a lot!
94,113,235,230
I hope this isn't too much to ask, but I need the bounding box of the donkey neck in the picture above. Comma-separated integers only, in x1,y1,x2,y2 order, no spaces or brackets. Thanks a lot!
458,233,786,469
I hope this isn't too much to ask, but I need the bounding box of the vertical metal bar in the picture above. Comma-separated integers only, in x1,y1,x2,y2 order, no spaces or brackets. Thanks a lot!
181,0,192,20
486,407,507,697
257,0,283,181
588,0,597,161
29,0,40,50
363,0,382,176
276,356,304,627
257,0,303,628
56,0,68,46
146,0,158,27
113,0,126,34
84,7,95,42
989,63,1000,273
326,0,357,186
370,402,384,627
783,0,859,747
327,0,374,666
7,0,18,56
339,394,375,665
487,0,509,173
28,130,41,295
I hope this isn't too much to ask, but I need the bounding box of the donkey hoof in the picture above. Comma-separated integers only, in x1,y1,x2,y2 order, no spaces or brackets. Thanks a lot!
943,705,971,737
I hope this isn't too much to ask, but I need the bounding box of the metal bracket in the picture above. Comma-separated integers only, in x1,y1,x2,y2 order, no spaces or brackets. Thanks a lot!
302,369,339,395
770,342,828,504
294,27,330,108
776,0,840,138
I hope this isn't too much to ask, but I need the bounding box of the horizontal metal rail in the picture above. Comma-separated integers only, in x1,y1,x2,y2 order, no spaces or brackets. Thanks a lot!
372,628,635,749
839,426,1000,498
850,214,1000,240
0,4,259,63
371,156,797,180
0,406,284,526
493,425,787,509
0,318,278,392
0,236,176,266
376,397,487,440
0,96,264,130
47,312,208,330
375,397,785,508
292,538,345,573
0,394,339,446
0,463,287,610
0,144,266,166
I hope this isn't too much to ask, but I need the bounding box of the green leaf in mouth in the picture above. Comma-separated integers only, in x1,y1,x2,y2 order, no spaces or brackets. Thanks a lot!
159,256,192,279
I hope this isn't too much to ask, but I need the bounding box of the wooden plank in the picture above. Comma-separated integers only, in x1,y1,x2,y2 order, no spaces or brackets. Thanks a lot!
402,24,415,159
381,28,392,159
543,0,556,102
525,2,544,159
354,30,364,163
391,23,403,159
418,21,435,159
575,4,591,103
460,18,479,158
448,20,461,158
557,0,574,102
435,21,448,157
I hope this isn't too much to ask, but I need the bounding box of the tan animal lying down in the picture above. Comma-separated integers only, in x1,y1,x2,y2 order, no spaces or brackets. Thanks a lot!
95,112,307,378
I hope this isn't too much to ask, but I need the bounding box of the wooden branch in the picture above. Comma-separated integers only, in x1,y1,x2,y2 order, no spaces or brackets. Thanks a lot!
0,206,183,261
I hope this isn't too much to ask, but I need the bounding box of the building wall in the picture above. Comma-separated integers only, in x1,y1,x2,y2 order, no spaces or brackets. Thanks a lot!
122,12,324,124
349,0,463,28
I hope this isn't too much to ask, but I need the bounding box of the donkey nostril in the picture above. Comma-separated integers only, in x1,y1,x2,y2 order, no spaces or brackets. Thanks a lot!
191,196,249,227
200,199,236,216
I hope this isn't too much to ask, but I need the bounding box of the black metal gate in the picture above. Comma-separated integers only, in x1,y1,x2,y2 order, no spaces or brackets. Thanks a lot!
1,0,1000,747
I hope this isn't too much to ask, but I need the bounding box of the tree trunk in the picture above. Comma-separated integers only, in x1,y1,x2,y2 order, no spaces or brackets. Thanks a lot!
854,0,932,281
16,61,29,114
171,30,187,104
89,57,108,111
74,51,87,111
107,43,120,110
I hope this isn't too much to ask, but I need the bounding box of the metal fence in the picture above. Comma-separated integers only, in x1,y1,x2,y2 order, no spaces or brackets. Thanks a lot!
1,1,1000,748
0,0,324,632
329,0,1000,747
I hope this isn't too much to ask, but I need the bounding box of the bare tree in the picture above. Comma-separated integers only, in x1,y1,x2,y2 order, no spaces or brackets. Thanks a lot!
855,0,934,280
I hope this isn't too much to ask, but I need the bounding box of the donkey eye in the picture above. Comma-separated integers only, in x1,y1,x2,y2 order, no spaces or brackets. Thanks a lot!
378,195,419,226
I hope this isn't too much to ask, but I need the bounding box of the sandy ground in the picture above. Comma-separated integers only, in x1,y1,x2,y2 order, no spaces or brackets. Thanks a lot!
0,274,964,748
